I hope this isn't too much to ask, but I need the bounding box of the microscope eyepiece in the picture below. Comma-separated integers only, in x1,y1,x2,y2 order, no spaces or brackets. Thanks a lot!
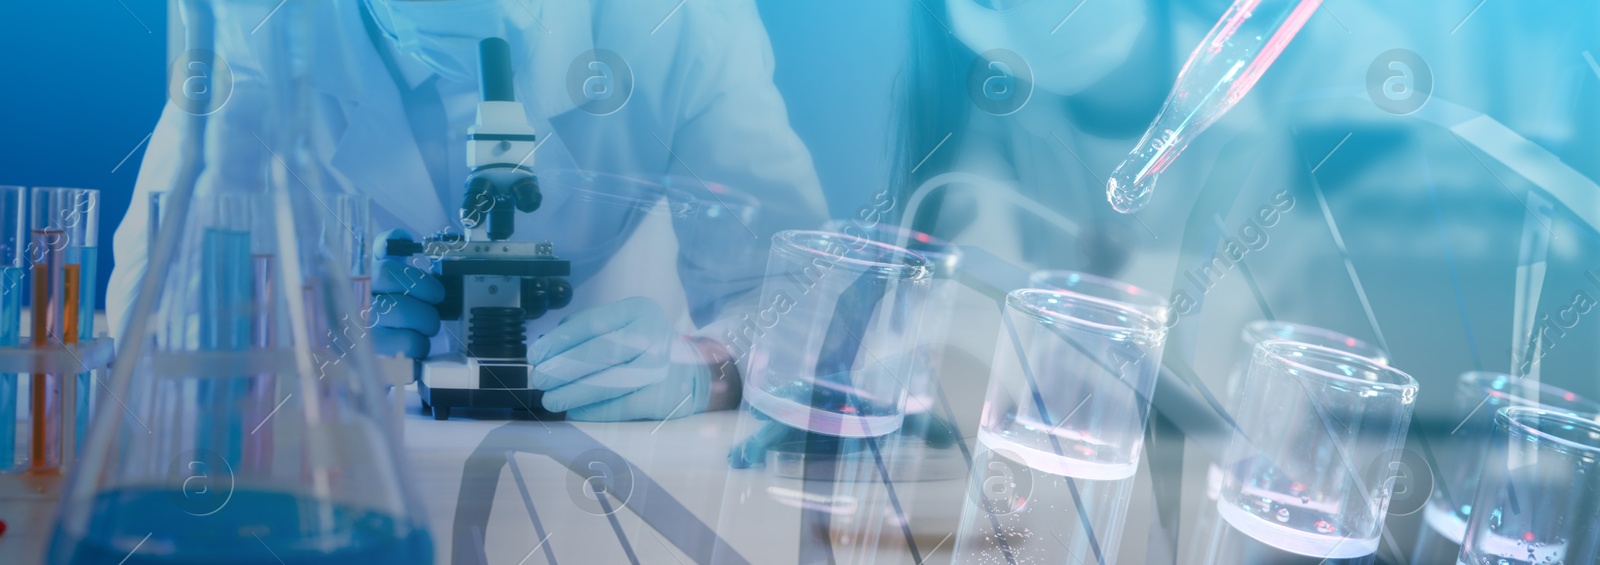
478,38,515,103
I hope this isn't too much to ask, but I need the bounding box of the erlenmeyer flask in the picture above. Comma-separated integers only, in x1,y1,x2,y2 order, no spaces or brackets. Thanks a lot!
45,183,435,563
45,0,433,562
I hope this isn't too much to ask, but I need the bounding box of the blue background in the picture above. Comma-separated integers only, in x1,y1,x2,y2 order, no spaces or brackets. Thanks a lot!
0,1,168,309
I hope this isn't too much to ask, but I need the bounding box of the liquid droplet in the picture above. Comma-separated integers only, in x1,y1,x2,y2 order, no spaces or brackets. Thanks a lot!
1106,170,1157,215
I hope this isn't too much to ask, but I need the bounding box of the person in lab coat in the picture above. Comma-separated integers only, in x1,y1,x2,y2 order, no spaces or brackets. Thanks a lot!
892,0,1218,278
108,0,829,421
890,2,1313,562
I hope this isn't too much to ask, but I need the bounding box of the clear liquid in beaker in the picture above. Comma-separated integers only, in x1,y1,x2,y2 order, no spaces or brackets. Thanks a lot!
1217,493,1378,559
744,380,902,439
976,427,1135,481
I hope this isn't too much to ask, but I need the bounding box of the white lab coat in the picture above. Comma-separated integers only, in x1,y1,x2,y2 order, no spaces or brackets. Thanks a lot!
109,0,829,345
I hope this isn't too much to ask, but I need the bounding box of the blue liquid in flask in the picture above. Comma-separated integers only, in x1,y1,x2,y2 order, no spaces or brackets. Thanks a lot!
47,487,434,564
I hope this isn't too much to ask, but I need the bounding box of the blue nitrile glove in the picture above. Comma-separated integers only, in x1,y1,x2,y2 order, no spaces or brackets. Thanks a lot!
371,229,446,359
529,296,713,421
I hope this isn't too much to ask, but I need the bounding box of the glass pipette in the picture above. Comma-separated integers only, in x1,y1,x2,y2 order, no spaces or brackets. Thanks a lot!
1106,0,1323,214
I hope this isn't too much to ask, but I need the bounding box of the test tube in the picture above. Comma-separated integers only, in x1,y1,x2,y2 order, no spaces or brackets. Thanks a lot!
741,230,931,438
244,193,276,474
197,193,253,463
1203,341,1416,563
331,194,371,317
952,288,1167,564
28,187,71,473
1412,373,1600,564
61,189,98,452
0,187,23,472
1458,407,1600,565
147,190,165,254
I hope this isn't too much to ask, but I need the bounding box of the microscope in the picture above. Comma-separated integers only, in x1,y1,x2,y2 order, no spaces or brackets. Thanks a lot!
385,38,572,421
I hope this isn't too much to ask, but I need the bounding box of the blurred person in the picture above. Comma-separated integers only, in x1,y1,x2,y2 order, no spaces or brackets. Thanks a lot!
109,0,829,421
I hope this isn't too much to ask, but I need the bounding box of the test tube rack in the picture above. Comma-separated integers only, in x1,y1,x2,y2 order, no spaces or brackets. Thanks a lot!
0,336,113,499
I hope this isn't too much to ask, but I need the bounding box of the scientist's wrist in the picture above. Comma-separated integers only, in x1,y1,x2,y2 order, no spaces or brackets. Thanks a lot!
684,336,742,412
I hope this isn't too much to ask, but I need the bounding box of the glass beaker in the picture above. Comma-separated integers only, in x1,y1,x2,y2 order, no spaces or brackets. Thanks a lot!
1206,322,1387,500
978,288,1166,479
1208,341,1417,562
1222,322,1388,411
951,288,1166,564
1458,407,1600,565
831,222,961,418
1028,270,1169,325
742,230,931,438
0,186,22,472
1414,375,1600,564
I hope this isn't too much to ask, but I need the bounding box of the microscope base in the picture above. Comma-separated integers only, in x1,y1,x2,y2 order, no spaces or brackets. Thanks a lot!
417,381,562,421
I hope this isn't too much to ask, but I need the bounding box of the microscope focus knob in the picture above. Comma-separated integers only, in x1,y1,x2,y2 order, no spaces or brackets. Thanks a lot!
546,278,573,310
461,176,495,229
511,177,542,213
520,277,549,320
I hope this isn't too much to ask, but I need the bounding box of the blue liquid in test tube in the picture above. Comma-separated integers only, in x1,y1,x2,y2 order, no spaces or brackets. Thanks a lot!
72,246,95,449
0,267,21,470
197,228,252,464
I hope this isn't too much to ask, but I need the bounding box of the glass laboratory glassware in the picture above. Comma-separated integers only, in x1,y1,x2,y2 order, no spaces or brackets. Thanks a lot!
714,231,929,565
27,187,73,474
670,176,769,323
1207,322,1387,499
951,288,1166,564
1029,269,1169,324
833,222,962,419
147,190,168,253
1202,341,1417,564
1106,0,1323,214
48,185,434,564
1458,407,1600,565
329,194,371,317
741,230,932,438
56,188,99,453
0,186,22,472
1412,373,1600,564
46,0,434,561
979,289,1165,479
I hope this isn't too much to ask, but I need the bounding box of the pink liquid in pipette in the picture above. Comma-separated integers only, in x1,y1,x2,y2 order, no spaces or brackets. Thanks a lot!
1107,0,1323,214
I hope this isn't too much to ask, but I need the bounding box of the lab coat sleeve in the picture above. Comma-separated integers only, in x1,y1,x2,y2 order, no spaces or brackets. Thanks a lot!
657,0,830,335
106,104,181,341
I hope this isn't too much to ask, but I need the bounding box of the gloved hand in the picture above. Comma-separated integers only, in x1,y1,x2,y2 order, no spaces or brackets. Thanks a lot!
370,229,446,359
529,296,712,421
